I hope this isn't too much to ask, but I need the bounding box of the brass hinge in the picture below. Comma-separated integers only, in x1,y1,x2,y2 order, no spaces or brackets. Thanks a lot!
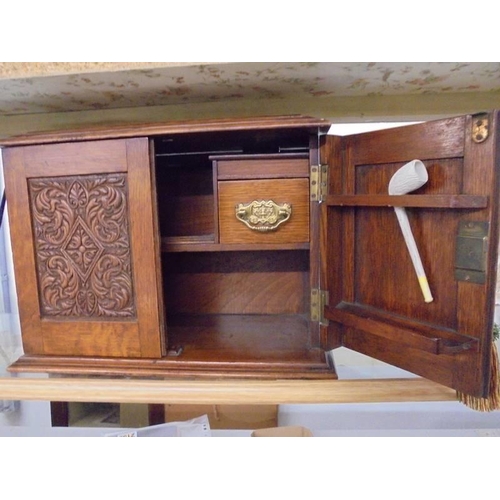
311,288,329,326
455,221,489,284
310,164,328,202
472,113,489,144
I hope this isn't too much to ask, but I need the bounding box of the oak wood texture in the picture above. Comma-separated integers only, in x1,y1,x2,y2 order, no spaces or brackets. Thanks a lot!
2,148,44,353
148,140,167,355
0,115,330,146
156,161,215,239
214,154,309,180
9,353,334,379
321,134,343,350
21,139,129,176
167,314,312,358
159,248,317,373
1,119,328,379
163,250,309,315
326,113,500,397
326,194,488,208
161,240,310,252
0,377,456,404
348,116,465,164
326,302,478,355
2,138,163,358
218,178,309,244
28,173,137,319
308,134,322,350
3,113,499,395
125,139,165,357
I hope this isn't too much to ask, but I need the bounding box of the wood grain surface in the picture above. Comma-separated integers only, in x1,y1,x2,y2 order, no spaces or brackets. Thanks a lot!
218,178,309,244
0,115,330,146
326,112,500,397
0,377,455,404
216,155,309,180
2,138,163,358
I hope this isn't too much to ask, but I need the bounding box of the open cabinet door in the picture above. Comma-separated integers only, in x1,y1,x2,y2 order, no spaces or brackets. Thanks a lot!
3,138,165,359
324,112,499,397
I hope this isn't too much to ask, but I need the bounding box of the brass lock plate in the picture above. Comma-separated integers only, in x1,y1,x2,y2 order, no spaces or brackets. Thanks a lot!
455,221,489,284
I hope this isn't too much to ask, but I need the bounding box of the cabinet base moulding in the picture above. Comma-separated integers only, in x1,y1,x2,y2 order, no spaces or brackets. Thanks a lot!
8,354,337,380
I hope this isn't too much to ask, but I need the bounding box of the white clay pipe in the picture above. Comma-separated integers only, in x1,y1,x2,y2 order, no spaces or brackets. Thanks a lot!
388,160,433,303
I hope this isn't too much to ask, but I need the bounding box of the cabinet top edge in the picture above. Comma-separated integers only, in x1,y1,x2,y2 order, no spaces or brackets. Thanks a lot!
0,115,331,147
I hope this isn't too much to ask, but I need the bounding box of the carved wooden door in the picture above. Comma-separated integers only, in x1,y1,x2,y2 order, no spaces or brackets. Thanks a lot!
324,112,499,397
3,138,164,358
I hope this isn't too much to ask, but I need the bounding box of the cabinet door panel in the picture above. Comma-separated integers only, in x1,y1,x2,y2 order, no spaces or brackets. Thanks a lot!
3,138,164,358
325,113,500,397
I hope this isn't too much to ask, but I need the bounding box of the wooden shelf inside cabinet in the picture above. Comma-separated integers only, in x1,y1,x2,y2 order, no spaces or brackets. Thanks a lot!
325,303,479,355
326,194,488,209
161,238,310,253
167,313,317,361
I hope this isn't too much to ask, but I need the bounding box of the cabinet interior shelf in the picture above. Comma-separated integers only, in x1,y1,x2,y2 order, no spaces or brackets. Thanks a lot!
167,313,317,361
326,194,488,209
161,237,310,253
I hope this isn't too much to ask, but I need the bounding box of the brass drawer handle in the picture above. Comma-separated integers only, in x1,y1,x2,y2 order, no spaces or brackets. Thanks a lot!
235,200,292,232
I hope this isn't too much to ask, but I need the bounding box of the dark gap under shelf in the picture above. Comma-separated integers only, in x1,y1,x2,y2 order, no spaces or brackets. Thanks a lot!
161,238,310,252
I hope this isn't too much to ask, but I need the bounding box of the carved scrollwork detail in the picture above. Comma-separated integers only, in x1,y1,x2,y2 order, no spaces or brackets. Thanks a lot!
28,174,136,318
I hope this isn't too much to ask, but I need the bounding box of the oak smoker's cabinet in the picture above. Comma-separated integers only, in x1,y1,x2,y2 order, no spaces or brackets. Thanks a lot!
1,113,499,398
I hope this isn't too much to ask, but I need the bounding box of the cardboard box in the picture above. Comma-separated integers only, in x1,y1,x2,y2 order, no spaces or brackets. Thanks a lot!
251,426,313,437
165,404,278,429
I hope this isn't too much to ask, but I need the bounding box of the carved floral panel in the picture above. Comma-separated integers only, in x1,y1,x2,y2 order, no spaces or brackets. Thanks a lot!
28,174,136,318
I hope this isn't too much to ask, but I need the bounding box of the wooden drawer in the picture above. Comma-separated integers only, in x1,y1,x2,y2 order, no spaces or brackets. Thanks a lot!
215,155,309,180
218,178,309,244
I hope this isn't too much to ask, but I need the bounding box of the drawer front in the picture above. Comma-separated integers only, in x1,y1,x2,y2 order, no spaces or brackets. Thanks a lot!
218,178,309,244
217,156,309,180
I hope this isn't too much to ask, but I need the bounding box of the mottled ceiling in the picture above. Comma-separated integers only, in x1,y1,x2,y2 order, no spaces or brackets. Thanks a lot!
0,62,499,115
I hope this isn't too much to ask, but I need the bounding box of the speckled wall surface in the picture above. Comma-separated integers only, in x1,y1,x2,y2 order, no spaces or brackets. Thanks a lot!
0,62,206,80
1,62,499,115
0,62,499,143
